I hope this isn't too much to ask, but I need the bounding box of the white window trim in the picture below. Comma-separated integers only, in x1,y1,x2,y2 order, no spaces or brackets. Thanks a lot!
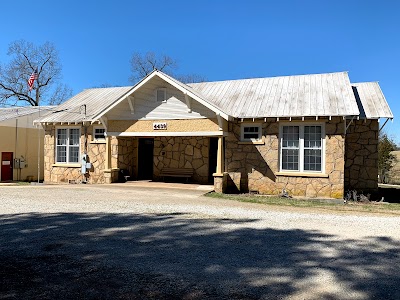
279,122,325,174
240,123,263,142
55,126,81,164
92,126,106,142
155,87,167,103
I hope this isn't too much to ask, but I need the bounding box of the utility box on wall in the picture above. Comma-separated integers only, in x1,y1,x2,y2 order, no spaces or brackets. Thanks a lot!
13,158,26,169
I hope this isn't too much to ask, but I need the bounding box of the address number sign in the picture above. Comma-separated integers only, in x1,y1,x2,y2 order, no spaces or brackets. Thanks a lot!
153,122,167,130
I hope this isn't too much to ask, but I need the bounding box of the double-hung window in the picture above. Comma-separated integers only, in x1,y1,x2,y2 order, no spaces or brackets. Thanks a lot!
56,128,80,163
280,124,323,172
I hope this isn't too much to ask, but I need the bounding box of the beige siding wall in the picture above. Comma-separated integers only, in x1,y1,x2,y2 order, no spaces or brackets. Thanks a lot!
106,76,215,121
0,125,44,181
224,118,345,198
108,118,221,133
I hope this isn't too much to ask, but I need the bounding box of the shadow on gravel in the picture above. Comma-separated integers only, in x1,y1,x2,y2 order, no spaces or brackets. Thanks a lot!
0,213,399,299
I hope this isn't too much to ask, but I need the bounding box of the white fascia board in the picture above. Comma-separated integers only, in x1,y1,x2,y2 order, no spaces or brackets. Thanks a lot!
92,70,161,120
156,72,230,120
106,131,225,137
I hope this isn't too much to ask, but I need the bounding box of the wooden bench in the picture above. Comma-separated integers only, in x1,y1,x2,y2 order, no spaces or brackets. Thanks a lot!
160,167,194,182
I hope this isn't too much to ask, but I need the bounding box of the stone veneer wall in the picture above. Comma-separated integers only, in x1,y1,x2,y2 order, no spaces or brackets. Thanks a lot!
111,137,137,178
224,118,345,198
344,119,379,193
153,137,210,184
44,124,107,184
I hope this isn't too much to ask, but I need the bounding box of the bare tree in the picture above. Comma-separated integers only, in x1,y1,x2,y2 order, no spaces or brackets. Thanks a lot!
174,74,208,84
0,40,72,106
91,83,122,88
129,52,178,82
129,51,206,84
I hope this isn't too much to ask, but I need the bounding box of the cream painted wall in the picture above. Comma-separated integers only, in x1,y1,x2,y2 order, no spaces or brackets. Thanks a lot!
108,118,223,133
0,114,45,181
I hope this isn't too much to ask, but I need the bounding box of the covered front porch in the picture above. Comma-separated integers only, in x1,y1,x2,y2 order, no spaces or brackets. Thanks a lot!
102,133,225,188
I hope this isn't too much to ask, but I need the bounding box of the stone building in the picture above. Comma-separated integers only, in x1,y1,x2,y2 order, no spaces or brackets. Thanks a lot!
35,70,393,198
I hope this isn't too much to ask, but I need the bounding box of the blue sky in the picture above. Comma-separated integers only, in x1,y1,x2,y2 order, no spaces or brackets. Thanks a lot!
1,0,399,142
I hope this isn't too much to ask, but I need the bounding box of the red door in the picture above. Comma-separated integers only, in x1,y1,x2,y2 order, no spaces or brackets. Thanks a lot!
1,152,13,181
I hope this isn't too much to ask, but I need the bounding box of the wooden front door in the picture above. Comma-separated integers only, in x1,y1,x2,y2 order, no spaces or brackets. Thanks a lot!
1,152,13,181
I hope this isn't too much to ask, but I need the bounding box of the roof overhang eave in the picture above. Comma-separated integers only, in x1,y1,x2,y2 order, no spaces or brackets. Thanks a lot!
90,87,136,122
234,114,360,120
34,119,97,125
155,72,230,121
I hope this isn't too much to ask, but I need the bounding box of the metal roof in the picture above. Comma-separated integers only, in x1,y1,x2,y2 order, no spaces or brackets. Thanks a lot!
0,106,54,122
188,72,360,118
37,86,133,123
35,71,394,123
351,82,393,119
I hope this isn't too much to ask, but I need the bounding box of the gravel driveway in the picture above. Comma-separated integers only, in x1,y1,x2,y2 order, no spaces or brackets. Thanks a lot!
1,184,399,299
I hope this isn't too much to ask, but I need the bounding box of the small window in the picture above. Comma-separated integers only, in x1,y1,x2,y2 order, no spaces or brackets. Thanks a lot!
93,127,106,141
156,88,167,102
241,124,262,142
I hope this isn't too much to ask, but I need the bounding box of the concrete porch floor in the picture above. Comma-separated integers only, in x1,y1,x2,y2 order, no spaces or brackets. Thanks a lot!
119,180,214,192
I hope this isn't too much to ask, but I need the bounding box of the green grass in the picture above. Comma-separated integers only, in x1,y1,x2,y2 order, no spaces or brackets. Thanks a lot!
206,192,400,215
16,181,31,185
